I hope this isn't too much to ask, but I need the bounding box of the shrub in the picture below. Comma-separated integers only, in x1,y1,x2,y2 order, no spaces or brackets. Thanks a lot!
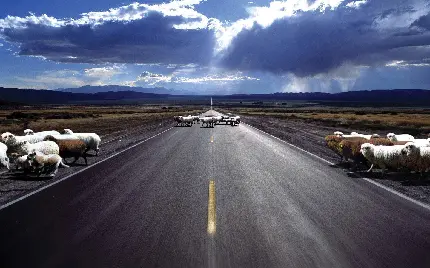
6,112,39,120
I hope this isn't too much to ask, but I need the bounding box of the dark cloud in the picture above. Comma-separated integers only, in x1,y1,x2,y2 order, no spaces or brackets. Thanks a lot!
1,11,216,65
220,0,430,77
411,12,430,30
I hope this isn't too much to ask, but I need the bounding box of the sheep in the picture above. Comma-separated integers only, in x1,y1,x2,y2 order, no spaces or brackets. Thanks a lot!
21,141,60,156
174,116,193,127
1,132,45,145
411,138,430,147
387,133,414,142
360,143,406,174
27,151,69,176
40,134,80,141
350,132,380,140
339,138,395,169
0,142,9,170
334,131,362,139
334,131,344,137
44,135,88,165
15,155,32,172
335,131,379,140
229,116,241,126
192,116,200,123
63,129,101,155
1,133,58,156
213,116,223,124
401,142,430,173
200,116,215,128
24,129,61,136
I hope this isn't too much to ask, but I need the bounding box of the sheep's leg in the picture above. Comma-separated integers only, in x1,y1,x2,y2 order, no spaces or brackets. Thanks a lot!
71,156,78,164
366,164,374,173
83,154,88,165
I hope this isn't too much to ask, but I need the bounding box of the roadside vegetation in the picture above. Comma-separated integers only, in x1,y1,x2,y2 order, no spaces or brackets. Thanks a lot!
0,105,205,136
221,107,430,137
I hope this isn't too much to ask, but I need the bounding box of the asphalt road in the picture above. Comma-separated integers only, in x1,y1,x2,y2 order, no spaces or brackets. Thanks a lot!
1,110,430,268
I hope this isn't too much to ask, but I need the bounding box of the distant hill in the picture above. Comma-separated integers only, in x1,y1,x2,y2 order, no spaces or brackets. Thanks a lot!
0,87,170,104
58,85,196,95
1,87,430,105
215,89,430,105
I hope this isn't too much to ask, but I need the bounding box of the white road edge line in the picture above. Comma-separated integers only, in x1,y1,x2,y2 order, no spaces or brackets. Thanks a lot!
242,122,430,211
0,126,175,211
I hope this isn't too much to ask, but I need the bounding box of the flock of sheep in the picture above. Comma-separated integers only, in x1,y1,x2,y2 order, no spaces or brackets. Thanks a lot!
326,131,430,176
174,114,241,128
0,129,101,177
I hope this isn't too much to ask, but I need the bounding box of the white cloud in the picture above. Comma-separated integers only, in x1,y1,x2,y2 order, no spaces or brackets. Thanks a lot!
385,60,430,67
13,65,125,89
84,66,124,78
346,0,367,8
135,69,259,87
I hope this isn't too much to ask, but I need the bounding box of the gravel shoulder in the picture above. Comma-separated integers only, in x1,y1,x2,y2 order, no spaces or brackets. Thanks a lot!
239,114,430,205
0,118,176,206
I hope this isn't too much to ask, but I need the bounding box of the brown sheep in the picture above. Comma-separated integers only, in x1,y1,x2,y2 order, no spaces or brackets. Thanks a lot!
339,138,396,169
44,135,88,165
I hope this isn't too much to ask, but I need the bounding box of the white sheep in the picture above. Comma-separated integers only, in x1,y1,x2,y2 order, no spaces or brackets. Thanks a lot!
1,132,45,145
21,141,60,155
360,143,406,174
411,138,430,147
401,142,430,173
43,134,80,141
0,142,9,169
15,155,32,171
24,129,61,136
200,117,215,127
387,133,414,142
334,132,363,139
27,151,69,176
228,116,241,126
350,132,380,140
63,129,101,155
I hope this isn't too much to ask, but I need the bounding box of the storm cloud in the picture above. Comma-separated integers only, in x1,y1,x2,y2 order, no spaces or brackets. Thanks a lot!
0,2,218,65
219,0,430,76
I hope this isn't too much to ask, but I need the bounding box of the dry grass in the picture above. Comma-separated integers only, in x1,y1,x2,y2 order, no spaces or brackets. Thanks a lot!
0,106,205,136
223,107,430,136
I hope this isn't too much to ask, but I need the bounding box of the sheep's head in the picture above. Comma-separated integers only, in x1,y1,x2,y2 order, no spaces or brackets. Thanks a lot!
44,135,56,142
402,142,418,156
360,143,374,156
0,156,9,169
27,151,36,160
334,131,343,137
387,133,396,141
23,129,34,135
63,129,73,134
1,132,16,144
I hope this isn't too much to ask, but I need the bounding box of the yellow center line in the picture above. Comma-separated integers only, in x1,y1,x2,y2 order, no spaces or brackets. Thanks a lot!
207,180,216,235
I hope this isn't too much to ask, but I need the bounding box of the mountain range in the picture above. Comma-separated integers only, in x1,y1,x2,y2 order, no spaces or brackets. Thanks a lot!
58,85,197,95
1,86,430,106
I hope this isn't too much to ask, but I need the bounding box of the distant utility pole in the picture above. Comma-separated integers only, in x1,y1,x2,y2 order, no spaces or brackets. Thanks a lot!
210,97,213,110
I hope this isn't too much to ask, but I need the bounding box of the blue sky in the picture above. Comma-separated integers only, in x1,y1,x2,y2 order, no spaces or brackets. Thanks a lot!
1,0,430,94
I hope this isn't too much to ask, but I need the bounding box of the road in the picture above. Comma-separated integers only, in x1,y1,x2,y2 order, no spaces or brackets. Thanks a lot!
0,110,429,268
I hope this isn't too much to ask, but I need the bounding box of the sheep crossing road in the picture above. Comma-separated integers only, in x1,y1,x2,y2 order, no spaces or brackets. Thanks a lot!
0,110,430,268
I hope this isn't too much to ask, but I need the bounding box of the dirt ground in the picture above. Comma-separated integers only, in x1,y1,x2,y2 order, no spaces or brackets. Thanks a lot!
237,114,430,205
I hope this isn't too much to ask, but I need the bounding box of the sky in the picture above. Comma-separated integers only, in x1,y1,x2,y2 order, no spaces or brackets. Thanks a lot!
0,0,430,94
